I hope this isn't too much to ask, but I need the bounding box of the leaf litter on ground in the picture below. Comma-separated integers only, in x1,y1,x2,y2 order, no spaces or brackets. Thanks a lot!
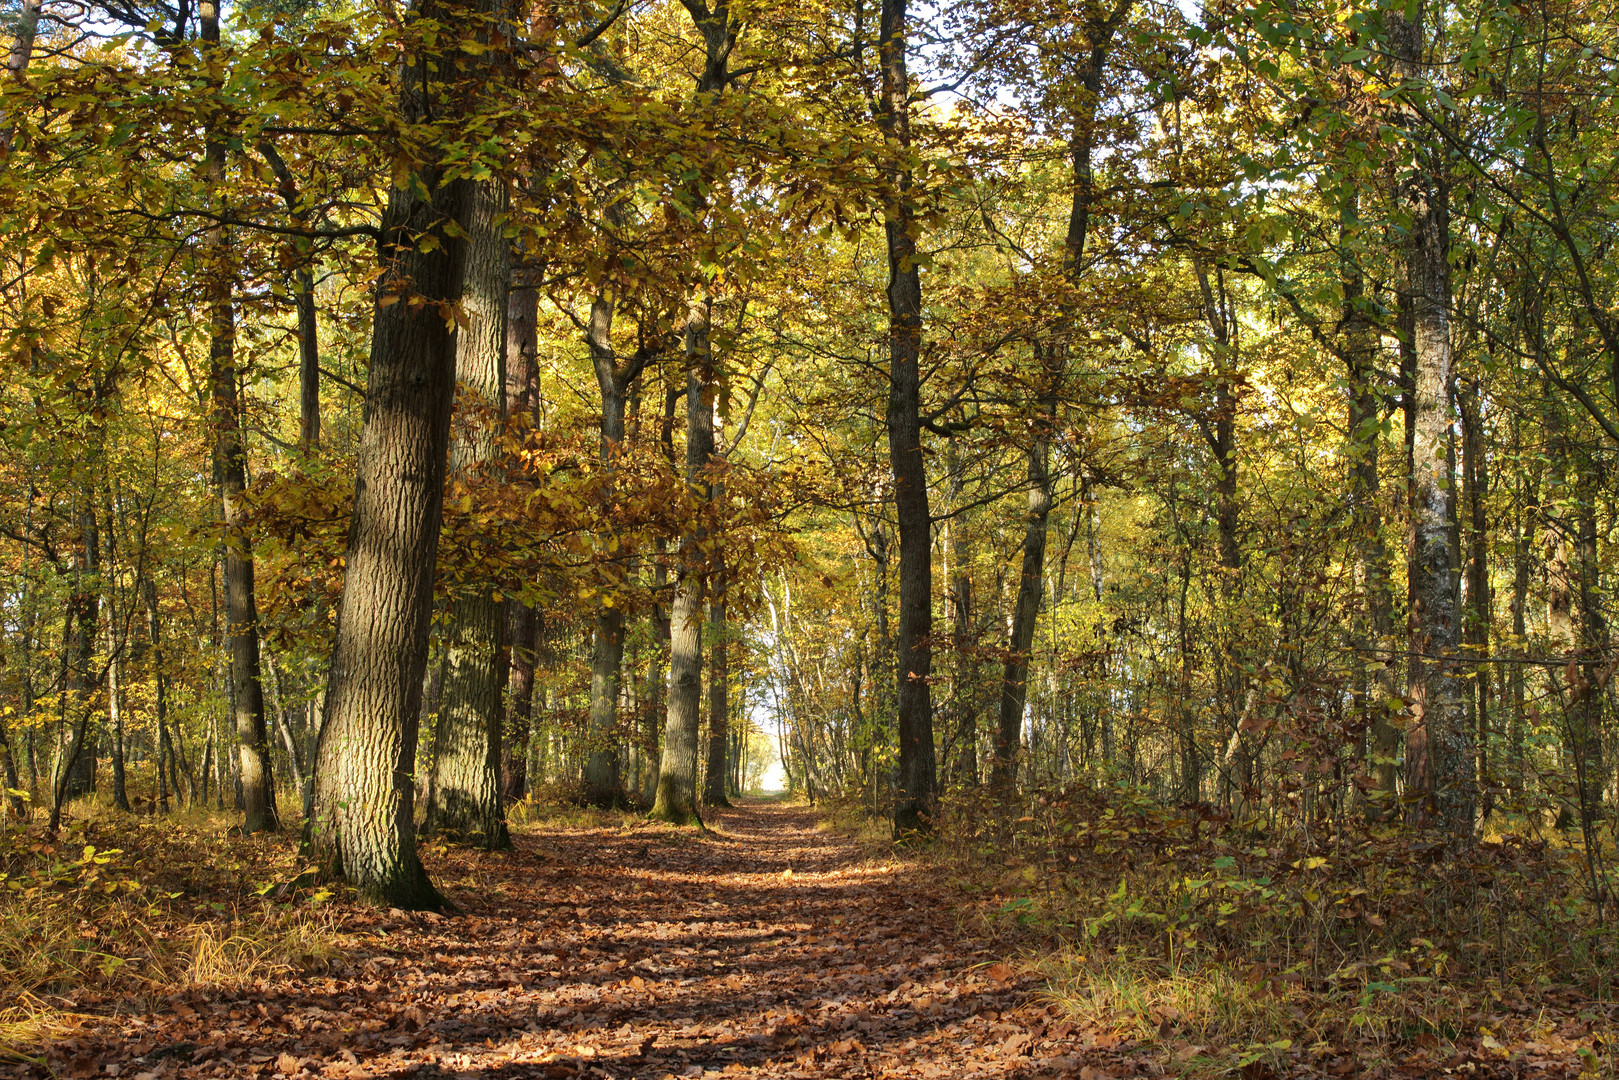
3,802,1603,1079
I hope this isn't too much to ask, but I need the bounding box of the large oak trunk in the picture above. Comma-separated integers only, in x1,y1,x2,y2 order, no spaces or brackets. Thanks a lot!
425,175,512,849
309,0,480,907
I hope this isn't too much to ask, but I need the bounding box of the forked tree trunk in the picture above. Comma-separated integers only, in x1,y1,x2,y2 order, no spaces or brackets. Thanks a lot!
308,0,483,908
425,173,512,849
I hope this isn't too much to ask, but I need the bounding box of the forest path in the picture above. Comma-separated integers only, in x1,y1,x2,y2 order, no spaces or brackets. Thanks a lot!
48,801,1101,1080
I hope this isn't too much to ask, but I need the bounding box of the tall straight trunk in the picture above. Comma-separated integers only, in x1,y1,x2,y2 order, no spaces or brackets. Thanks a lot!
645,534,672,807
0,2,40,818
1342,224,1399,815
1547,501,1580,811
1086,478,1112,766
1508,439,1535,799
309,0,483,908
650,0,733,824
200,0,277,833
877,0,936,835
297,267,320,452
502,284,539,802
1458,380,1492,816
652,300,715,825
704,593,731,806
1573,480,1607,828
106,618,130,813
584,296,627,805
143,578,174,813
946,446,978,786
1392,9,1470,835
993,438,1051,789
52,503,101,826
504,602,536,801
424,173,512,849
992,0,1130,793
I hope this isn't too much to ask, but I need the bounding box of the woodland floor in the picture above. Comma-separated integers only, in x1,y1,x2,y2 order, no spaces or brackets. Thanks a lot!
12,801,1594,1080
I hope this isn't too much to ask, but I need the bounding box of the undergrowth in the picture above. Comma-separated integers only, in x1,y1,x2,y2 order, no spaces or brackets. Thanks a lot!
0,801,347,1062
922,784,1618,1077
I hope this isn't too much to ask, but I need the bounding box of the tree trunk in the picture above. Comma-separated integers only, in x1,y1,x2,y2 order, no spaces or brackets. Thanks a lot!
143,578,174,813
1392,8,1471,836
704,593,731,806
0,0,42,152
1508,434,1535,801
297,265,320,452
52,504,101,826
199,0,277,833
584,296,625,805
877,0,937,836
651,299,715,825
501,283,539,803
993,440,1051,791
1342,225,1400,817
308,0,483,907
106,619,130,813
1458,380,1493,817
425,173,512,849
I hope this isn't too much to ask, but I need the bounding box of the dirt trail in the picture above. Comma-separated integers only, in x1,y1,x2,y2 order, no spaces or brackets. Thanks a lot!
35,802,1095,1080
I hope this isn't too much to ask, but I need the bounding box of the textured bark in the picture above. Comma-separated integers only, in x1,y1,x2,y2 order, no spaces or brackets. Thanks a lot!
877,0,937,836
503,602,536,802
1392,9,1471,836
704,594,731,806
308,0,479,907
425,175,512,849
501,285,539,802
584,296,625,805
651,0,733,825
651,301,715,825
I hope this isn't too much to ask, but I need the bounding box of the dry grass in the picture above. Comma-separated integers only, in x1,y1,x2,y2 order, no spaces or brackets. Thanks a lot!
915,785,1619,1077
0,797,348,1063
